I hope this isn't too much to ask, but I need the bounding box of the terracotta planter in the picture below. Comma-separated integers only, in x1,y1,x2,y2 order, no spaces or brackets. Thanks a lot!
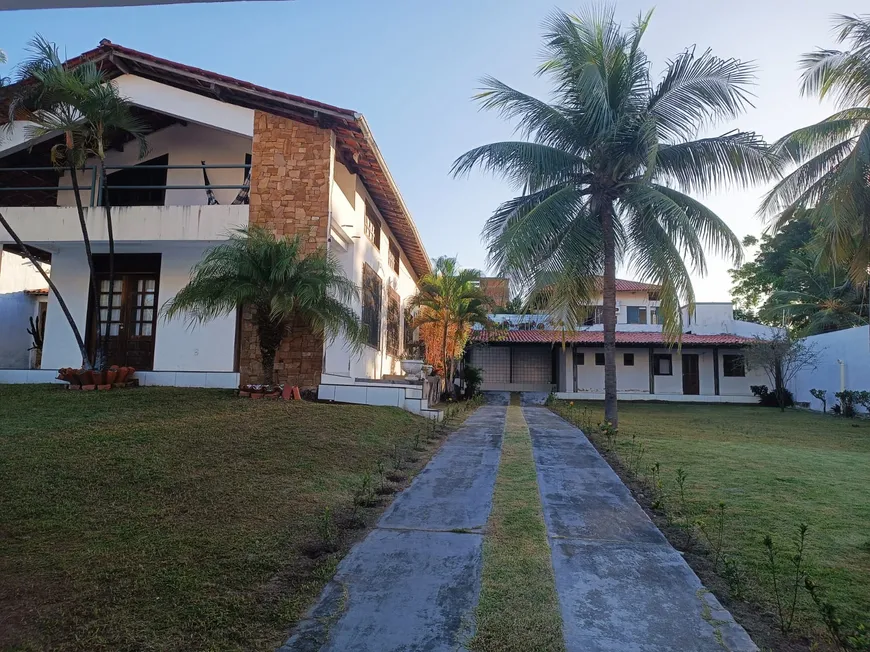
116,367,131,384
238,390,251,398
250,392,264,400
106,369,117,385
76,370,94,386
91,370,105,385
81,384,96,391
97,384,112,391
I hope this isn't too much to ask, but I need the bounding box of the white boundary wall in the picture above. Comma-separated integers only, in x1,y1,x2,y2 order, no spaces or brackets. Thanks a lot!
790,326,870,413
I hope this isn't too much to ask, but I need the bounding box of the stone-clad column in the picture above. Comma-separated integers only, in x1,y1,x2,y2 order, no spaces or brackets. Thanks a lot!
239,110,333,388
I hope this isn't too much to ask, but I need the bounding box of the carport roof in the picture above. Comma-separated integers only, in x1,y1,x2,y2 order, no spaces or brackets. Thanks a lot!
473,330,754,346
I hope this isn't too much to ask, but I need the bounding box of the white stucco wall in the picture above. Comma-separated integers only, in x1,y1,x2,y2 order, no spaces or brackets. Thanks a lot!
790,326,870,413
39,243,236,372
322,160,419,381
0,251,47,368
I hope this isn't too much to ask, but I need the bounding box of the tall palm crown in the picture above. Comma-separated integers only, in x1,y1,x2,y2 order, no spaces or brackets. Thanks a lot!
410,256,491,384
164,226,366,386
452,7,777,424
762,13,870,286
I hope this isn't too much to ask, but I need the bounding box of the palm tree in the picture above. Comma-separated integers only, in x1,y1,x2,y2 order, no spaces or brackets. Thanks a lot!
452,7,777,425
4,36,147,369
761,256,868,335
761,13,870,295
410,256,491,391
163,226,366,386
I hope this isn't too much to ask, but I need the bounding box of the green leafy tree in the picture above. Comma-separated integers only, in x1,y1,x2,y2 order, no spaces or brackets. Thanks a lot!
163,226,366,386
761,13,870,298
452,6,777,425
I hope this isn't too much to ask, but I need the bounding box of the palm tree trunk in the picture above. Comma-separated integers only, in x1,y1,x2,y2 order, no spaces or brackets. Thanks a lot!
0,210,92,370
256,313,284,386
441,316,449,395
69,162,101,368
601,201,619,427
101,168,115,371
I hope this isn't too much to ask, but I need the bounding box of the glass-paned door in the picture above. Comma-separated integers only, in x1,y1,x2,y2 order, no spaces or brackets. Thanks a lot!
90,273,159,369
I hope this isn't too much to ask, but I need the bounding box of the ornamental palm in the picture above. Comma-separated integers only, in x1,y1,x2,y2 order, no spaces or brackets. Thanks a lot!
410,256,491,389
761,13,870,288
761,256,868,335
452,7,777,425
163,226,366,386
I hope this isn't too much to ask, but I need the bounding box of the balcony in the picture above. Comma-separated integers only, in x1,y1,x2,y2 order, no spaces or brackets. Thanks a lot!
0,163,250,244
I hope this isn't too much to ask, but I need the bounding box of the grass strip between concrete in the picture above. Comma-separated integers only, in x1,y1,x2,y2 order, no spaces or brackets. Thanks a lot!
469,403,566,652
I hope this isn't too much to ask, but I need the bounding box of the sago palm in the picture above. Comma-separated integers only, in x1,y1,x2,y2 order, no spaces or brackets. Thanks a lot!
452,6,778,425
761,13,870,290
410,256,490,389
163,226,366,386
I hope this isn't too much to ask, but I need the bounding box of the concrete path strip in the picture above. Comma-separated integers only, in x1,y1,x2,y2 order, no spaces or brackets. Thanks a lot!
524,407,758,652
280,405,506,652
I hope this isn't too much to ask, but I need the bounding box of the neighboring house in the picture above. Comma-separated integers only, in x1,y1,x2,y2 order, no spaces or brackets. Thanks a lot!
0,250,48,369
790,326,870,414
478,277,510,308
0,40,435,413
470,278,778,403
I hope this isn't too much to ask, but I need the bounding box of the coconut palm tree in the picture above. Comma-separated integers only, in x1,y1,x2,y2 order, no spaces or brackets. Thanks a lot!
4,36,147,369
761,13,870,293
452,7,778,425
163,226,366,386
761,255,868,335
410,256,491,391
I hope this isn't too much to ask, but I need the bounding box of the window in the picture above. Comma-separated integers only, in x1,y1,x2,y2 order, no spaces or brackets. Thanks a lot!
364,205,381,249
653,354,673,376
404,304,417,351
626,306,647,324
723,354,746,377
595,352,605,366
386,290,400,356
624,353,635,366
362,263,382,349
576,352,585,365
650,307,660,325
583,305,604,326
105,153,169,207
388,242,400,274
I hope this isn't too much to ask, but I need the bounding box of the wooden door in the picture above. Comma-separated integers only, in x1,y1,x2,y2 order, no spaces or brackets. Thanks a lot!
89,254,160,370
682,353,700,395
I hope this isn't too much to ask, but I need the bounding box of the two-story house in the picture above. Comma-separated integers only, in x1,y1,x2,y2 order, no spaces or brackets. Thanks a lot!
471,278,778,402
0,40,434,413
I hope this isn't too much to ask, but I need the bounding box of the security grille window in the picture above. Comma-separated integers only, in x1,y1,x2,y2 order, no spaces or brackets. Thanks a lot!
583,306,604,326
624,353,635,366
388,242,400,274
364,205,381,249
650,307,660,325
723,354,746,377
653,354,673,375
469,346,510,383
362,263,382,349
404,305,416,350
595,352,605,366
511,346,552,384
386,290,400,356
626,306,647,324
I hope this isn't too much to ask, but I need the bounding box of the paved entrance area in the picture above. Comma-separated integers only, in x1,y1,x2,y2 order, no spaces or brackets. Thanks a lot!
280,405,505,652
524,407,757,652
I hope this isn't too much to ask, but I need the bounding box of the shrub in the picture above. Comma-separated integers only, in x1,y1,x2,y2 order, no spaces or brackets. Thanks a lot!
835,391,859,417
461,364,484,399
751,384,794,408
809,388,828,413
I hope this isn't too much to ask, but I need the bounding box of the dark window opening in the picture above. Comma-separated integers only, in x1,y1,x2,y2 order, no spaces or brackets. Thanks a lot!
576,352,585,365
388,242,400,274
595,352,605,366
653,354,673,376
583,305,604,326
362,263,382,349
386,290,400,356
624,353,635,366
105,153,169,206
364,205,381,249
723,354,746,377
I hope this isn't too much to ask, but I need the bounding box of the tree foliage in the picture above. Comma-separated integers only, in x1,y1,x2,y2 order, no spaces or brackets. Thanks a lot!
452,5,777,424
744,333,820,411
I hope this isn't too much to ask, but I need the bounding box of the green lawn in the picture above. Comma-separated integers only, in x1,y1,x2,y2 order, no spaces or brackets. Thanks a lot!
0,385,431,652
551,401,870,641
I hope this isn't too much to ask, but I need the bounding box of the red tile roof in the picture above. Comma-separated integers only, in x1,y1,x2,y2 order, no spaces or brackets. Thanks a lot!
24,288,48,296
612,278,661,292
473,330,753,346
1,40,431,279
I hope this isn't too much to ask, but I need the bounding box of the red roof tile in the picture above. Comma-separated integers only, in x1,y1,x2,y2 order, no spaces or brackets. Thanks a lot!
473,330,753,346
612,278,661,292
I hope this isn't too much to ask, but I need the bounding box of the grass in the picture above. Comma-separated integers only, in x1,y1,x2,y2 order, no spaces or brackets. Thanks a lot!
551,400,870,645
0,384,432,652
470,402,565,652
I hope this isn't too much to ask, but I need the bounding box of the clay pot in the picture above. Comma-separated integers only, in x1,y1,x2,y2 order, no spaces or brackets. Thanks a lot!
250,392,264,400
238,390,251,398
115,367,129,384
91,370,105,385
106,369,117,385
77,370,94,386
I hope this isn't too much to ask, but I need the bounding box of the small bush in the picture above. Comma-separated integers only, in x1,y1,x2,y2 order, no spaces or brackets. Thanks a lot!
751,384,795,408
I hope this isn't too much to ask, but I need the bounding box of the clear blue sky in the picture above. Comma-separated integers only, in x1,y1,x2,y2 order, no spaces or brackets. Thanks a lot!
0,0,864,300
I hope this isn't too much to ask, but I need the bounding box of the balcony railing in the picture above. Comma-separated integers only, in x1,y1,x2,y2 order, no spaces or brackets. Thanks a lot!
0,163,251,208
